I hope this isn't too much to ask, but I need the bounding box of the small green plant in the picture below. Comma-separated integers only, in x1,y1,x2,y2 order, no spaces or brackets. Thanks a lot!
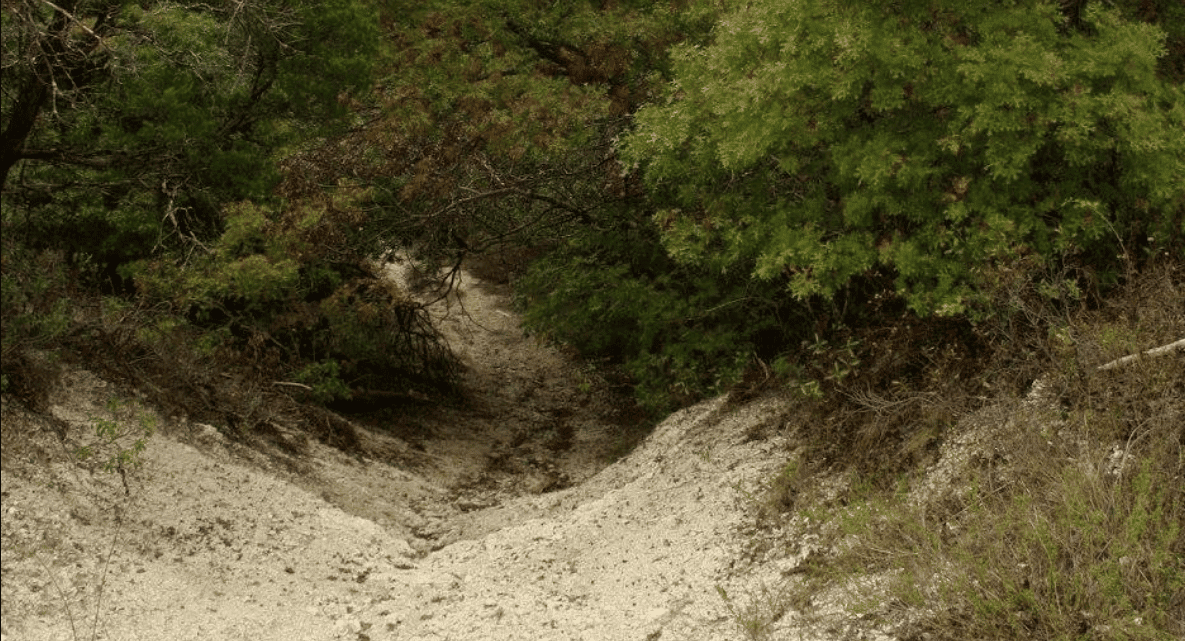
794,379,824,401
293,360,353,404
75,399,157,492
41,398,156,640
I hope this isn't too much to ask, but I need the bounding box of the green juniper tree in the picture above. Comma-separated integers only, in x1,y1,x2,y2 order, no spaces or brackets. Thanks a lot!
1,0,377,270
0,1,469,410
621,0,1185,317
514,0,1185,412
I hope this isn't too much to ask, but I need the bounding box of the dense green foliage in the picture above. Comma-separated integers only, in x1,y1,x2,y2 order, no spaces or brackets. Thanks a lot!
0,1,459,413
3,0,1183,419
621,0,1185,317
287,0,704,271
2,0,377,271
518,207,806,413
127,194,458,400
514,0,1185,414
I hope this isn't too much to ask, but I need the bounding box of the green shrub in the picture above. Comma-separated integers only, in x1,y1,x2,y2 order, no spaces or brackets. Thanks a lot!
1,245,76,354
75,398,158,479
293,360,352,404
517,215,799,414
129,197,458,404
621,0,1185,318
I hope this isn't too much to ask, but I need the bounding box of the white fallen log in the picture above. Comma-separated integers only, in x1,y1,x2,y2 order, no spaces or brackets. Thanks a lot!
1097,337,1185,371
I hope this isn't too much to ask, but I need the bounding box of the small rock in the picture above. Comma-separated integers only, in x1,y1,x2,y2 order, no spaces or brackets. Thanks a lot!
643,607,669,623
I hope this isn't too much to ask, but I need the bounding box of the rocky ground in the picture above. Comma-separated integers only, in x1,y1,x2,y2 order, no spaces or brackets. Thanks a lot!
1,265,861,641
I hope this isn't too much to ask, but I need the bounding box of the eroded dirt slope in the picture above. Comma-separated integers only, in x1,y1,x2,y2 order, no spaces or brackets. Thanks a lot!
0,267,814,641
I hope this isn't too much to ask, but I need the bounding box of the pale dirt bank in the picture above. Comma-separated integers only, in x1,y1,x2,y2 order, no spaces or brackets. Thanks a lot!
1,379,795,641
1,268,894,641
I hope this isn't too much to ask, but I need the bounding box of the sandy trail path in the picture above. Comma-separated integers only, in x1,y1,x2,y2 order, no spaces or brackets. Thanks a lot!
1,267,807,641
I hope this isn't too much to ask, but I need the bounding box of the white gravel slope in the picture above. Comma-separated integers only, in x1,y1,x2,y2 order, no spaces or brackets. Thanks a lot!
2,371,796,641
2,264,811,641
352,395,792,641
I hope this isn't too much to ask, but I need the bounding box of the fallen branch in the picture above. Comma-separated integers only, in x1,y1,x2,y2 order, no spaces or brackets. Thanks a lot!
1097,337,1185,371
272,381,313,391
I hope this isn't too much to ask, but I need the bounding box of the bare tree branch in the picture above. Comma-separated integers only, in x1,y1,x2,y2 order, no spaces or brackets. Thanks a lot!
1097,337,1185,371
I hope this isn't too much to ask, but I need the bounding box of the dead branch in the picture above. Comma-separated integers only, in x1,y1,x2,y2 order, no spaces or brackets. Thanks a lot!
1097,337,1185,371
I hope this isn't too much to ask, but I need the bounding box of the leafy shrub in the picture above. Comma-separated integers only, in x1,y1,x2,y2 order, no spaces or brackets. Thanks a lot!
129,196,458,404
75,398,158,479
517,213,802,414
292,360,352,404
2,0,380,288
0,244,74,355
0,239,76,408
621,0,1185,318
